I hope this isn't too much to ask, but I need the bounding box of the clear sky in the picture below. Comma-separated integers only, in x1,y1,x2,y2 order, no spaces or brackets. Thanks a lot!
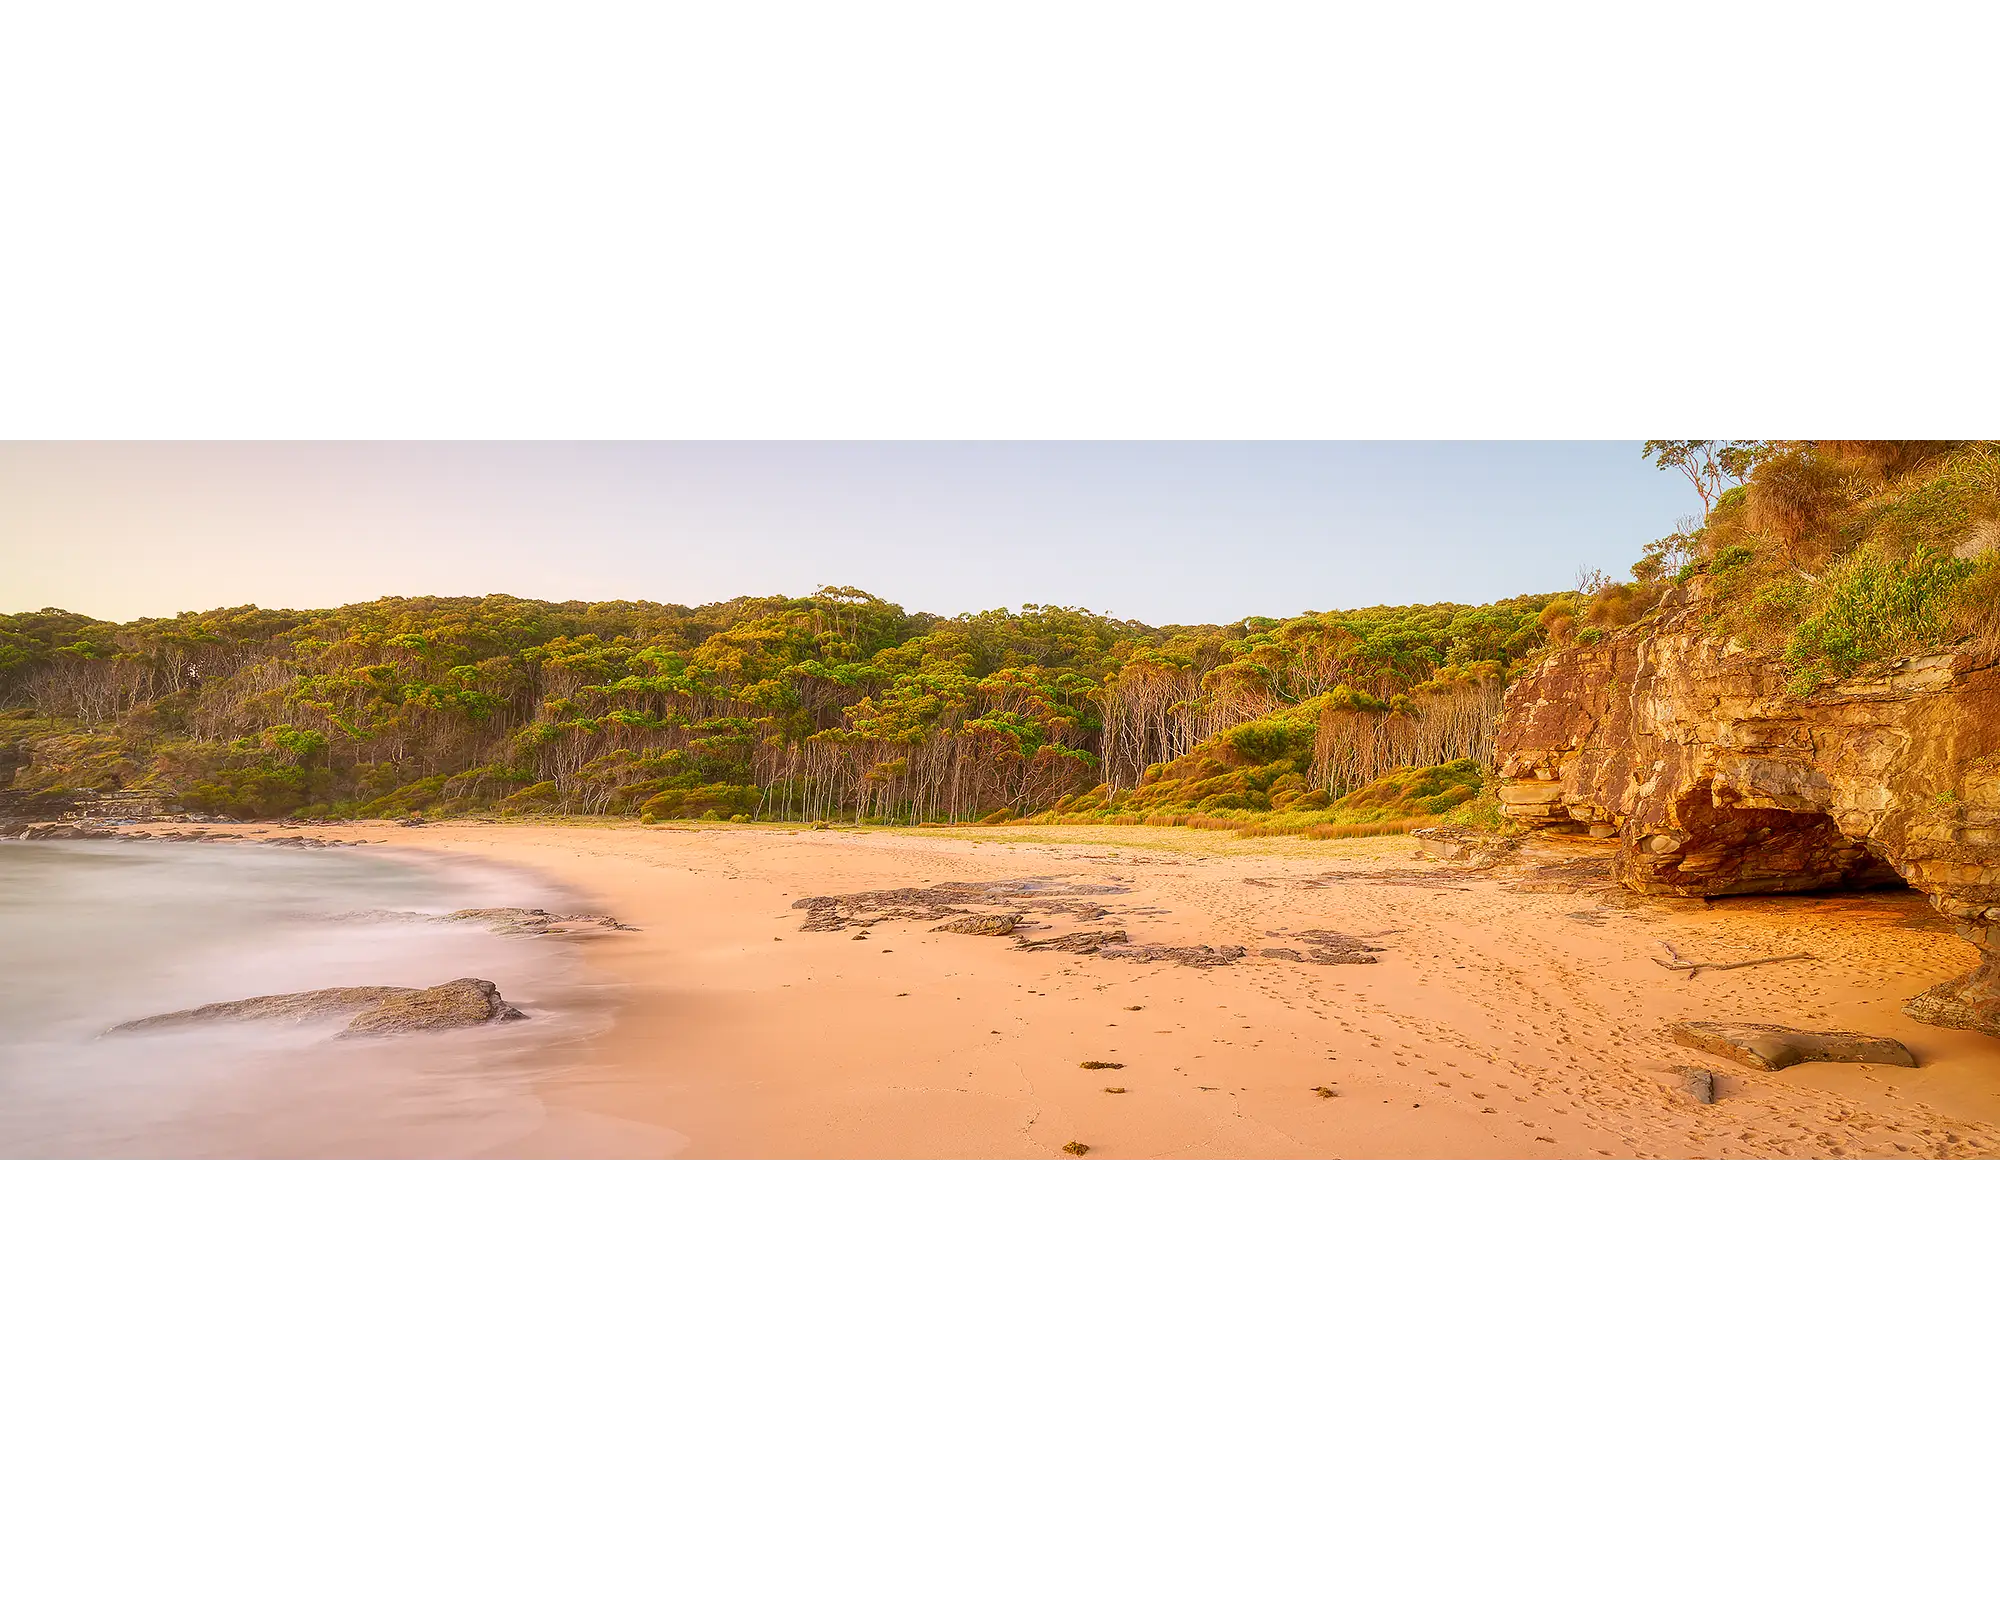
0,442,1699,625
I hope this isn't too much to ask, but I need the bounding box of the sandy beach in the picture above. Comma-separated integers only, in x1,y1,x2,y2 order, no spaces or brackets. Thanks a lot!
170,817,1999,1159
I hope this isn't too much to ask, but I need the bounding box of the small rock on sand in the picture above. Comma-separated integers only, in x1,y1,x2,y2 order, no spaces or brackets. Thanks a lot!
1684,1067,1716,1104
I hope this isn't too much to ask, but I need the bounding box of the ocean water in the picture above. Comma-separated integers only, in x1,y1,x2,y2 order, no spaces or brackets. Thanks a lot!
0,838,616,1157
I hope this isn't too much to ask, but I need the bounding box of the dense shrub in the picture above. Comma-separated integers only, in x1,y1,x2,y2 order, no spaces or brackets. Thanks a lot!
1651,441,1999,690
1781,543,1977,693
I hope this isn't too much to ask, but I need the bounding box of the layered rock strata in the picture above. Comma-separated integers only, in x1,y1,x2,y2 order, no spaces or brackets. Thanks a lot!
1493,586,2000,1035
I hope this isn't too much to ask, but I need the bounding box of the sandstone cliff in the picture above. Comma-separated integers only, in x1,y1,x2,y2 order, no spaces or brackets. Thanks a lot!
1493,582,2000,1035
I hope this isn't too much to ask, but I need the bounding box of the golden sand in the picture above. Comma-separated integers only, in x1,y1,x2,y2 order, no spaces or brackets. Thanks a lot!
215,819,2000,1158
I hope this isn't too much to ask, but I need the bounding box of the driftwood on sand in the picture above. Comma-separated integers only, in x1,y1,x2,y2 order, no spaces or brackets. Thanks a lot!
1652,941,1816,979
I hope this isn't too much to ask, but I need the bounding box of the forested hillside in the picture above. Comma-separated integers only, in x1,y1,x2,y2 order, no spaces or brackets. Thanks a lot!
13,440,1988,828
0,586,1558,824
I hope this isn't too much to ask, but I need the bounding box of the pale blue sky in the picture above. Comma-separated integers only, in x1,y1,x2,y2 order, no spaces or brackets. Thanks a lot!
1,442,1700,624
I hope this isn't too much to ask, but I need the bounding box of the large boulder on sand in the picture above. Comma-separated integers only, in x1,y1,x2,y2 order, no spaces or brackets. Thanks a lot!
1669,1020,1917,1072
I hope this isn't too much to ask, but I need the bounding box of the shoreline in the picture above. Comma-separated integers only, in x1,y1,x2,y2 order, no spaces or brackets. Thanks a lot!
0,833,629,1157
152,817,2000,1158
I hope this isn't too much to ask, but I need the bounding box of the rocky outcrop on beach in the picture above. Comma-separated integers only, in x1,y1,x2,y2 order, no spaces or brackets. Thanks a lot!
939,911,1025,935
1669,1021,1918,1072
109,978,527,1037
792,878,1128,933
787,875,1405,971
1257,928,1388,965
1494,583,2000,1035
1410,825,1521,868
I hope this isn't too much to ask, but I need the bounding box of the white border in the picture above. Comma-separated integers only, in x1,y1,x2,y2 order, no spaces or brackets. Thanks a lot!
4,5,1995,1592
2,1162,1992,1596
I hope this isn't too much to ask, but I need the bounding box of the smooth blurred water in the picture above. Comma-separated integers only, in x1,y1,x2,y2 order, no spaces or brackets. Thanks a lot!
0,839,614,1156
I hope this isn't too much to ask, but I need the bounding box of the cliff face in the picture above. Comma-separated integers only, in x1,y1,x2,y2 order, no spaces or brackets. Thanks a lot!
1492,585,2000,1036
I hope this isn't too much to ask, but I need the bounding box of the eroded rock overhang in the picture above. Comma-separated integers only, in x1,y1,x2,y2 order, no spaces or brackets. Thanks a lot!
1491,591,2000,1034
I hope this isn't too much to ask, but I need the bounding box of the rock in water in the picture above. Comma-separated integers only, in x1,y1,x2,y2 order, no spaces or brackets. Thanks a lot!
109,979,526,1037
441,907,632,935
1669,1021,1917,1072
110,987,417,1032
336,979,527,1037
